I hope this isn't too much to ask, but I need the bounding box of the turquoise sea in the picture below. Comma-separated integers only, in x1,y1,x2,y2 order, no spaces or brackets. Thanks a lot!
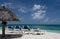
0,24,60,33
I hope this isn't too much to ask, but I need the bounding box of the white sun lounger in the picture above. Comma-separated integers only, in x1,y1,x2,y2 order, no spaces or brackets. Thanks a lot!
14,26,23,34
7,26,14,33
21,29,30,34
30,28,45,35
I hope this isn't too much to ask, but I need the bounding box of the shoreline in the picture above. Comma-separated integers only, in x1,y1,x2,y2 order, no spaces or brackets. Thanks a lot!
0,27,60,34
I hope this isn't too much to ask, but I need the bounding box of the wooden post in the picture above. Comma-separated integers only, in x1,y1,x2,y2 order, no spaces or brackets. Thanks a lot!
2,21,7,37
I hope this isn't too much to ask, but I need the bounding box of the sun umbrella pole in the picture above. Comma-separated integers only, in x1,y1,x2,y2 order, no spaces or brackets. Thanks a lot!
2,20,7,37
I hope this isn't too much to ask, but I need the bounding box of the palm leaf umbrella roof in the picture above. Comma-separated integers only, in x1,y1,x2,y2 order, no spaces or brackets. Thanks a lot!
0,6,20,21
0,6,20,37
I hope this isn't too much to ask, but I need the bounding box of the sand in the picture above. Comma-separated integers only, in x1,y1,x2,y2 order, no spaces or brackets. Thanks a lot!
13,32,60,39
0,29,60,39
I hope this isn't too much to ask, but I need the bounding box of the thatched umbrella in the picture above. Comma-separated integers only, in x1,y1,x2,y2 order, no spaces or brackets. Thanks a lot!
0,6,20,37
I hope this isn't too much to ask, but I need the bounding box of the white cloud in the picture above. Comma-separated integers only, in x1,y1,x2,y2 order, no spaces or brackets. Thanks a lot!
1,2,19,9
20,18,23,21
44,18,60,24
1,2,28,13
32,4,41,11
50,18,60,23
18,7,27,13
32,10,46,19
31,4,46,19
1,3,12,7
44,18,49,23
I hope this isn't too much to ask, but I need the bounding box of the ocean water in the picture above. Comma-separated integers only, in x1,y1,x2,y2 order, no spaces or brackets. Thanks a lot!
0,24,60,33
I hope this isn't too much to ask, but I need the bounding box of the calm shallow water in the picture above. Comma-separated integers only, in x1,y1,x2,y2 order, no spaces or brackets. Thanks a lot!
0,24,60,33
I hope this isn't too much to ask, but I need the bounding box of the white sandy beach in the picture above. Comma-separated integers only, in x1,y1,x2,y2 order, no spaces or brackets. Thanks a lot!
0,30,60,39
14,32,60,39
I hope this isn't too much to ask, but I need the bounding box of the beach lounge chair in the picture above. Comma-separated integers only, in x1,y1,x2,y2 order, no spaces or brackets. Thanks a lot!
22,25,30,34
14,26,22,34
31,28,44,35
14,26,21,30
7,26,14,33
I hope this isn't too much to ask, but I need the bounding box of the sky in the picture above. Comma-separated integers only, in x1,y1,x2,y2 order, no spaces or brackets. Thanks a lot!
0,0,60,24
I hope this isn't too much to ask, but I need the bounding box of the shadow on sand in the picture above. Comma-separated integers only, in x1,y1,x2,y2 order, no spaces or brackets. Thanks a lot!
0,34,23,39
